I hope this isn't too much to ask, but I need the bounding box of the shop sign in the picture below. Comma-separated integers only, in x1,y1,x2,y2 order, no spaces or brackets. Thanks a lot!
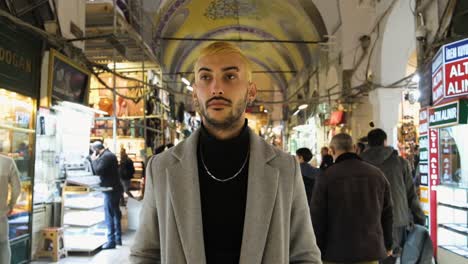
429,100,468,128
419,108,429,187
419,136,428,161
432,48,444,104
419,133,429,187
440,135,452,182
419,108,429,135
428,128,438,252
0,19,40,97
432,38,468,104
419,186,430,215
444,38,468,100
429,129,439,187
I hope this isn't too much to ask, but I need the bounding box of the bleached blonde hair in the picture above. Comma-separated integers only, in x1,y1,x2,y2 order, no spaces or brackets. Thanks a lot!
194,42,252,81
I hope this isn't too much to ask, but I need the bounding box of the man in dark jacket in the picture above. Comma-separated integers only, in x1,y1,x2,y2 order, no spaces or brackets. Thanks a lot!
310,133,393,263
360,129,425,264
296,147,320,204
319,146,334,171
91,141,123,249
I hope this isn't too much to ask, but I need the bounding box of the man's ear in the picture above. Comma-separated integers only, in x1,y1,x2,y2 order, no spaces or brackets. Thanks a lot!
248,82,257,103
192,83,199,106
329,146,336,156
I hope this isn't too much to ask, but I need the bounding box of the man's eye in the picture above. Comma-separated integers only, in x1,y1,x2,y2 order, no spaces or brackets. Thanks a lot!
200,75,211,80
226,74,237,80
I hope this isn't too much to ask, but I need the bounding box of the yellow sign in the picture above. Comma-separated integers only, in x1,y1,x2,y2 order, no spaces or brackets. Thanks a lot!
419,186,430,215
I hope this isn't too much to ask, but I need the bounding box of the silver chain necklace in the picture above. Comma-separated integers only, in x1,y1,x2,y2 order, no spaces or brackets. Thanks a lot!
199,144,250,182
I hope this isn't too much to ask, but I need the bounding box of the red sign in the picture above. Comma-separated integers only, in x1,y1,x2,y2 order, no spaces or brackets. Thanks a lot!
429,129,439,186
329,111,344,125
444,58,468,99
429,128,439,255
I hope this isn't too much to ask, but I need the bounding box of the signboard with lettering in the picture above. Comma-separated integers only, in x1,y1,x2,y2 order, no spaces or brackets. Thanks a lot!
419,134,429,186
431,38,468,104
419,108,429,135
428,99,468,128
432,48,444,104
0,18,41,97
428,128,438,251
429,129,439,187
418,108,430,228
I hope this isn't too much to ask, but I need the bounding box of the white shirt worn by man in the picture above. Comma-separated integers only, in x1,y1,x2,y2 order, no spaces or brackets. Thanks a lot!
0,154,21,263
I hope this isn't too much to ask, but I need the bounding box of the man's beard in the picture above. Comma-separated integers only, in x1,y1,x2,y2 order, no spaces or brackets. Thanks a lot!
198,93,248,130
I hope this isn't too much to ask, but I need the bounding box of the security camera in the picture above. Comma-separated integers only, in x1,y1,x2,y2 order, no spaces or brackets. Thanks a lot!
416,26,427,41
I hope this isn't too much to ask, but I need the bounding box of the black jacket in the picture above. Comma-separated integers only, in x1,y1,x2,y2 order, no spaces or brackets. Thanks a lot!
361,146,425,226
310,153,393,262
300,163,320,204
119,158,135,180
92,149,122,192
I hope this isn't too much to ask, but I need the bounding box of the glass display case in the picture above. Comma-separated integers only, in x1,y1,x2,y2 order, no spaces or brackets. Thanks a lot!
0,89,35,242
437,124,468,258
33,108,60,205
63,188,107,252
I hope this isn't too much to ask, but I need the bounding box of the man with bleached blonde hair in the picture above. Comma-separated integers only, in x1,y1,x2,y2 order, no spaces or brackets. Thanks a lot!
130,42,322,263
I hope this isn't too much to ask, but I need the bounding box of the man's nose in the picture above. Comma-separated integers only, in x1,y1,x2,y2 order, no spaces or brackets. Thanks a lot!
209,79,224,95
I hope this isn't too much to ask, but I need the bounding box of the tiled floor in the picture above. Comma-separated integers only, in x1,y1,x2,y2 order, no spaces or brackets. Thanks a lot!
31,231,135,264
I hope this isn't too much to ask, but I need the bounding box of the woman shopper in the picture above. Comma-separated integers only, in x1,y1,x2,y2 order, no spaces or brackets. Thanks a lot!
119,148,135,201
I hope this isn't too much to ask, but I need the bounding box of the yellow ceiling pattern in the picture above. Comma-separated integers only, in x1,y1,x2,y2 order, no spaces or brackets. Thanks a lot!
153,0,326,95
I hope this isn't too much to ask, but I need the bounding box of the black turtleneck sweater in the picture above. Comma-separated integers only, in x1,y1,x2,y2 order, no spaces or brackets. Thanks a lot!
197,120,250,264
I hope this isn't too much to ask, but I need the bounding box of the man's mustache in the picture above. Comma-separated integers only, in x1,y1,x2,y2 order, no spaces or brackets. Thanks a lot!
206,97,232,106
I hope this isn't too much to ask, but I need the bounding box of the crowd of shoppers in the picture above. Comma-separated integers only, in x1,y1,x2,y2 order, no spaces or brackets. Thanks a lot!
296,128,428,263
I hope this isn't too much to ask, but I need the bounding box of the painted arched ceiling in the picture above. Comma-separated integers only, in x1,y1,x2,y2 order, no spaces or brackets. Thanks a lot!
150,0,328,107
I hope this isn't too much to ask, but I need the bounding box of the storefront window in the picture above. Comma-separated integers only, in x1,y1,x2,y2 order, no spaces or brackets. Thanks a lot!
439,125,467,188
0,88,35,240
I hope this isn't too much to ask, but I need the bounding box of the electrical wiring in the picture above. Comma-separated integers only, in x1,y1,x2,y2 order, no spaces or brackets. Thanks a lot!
0,8,189,104
256,71,415,105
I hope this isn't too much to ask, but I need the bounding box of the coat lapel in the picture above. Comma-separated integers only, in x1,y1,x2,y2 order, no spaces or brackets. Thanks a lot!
239,131,279,264
167,130,207,264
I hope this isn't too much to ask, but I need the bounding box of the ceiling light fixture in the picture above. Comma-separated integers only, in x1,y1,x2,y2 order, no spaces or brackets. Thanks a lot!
181,77,191,86
298,104,308,110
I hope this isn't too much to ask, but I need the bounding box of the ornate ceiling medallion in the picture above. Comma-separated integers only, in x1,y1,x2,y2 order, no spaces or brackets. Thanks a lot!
204,0,258,20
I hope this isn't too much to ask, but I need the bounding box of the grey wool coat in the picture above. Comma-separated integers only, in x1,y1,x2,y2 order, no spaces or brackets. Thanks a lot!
130,128,322,264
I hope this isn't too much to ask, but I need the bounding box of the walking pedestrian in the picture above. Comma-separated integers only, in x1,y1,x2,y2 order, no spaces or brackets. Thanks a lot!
310,133,393,264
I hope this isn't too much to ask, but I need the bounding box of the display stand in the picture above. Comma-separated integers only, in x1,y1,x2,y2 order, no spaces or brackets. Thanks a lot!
62,178,110,253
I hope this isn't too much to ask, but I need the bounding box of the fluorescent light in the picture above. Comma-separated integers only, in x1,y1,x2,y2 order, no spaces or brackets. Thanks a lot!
181,77,191,86
293,109,300,116
186,85,193,92
298,104,308,110
412,74,420,83
59,101,108,115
